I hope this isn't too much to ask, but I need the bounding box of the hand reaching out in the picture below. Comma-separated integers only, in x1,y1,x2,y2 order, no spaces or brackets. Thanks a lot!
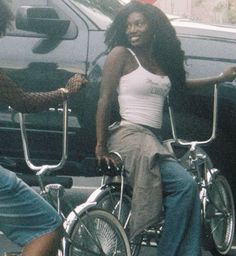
219,66,236,83
65,73,88,94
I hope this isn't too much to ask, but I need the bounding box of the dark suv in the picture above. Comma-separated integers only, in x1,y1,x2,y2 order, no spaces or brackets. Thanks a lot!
0,0,236,192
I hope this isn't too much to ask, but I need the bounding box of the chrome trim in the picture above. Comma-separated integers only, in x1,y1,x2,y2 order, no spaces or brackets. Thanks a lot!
64,202,97,233
18,100,68,174
168,84,218,147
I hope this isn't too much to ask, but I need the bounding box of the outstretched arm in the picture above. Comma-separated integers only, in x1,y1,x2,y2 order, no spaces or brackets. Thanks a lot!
186,66,236,89
0,72,87,113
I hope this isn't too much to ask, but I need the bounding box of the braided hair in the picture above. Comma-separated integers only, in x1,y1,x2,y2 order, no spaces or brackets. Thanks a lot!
105,1,186,102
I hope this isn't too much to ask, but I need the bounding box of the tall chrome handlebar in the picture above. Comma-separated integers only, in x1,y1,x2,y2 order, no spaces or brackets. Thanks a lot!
168,84,218,147
19,100,68,175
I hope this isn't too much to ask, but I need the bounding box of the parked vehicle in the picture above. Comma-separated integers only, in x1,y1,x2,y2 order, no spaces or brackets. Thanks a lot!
0,0,235,197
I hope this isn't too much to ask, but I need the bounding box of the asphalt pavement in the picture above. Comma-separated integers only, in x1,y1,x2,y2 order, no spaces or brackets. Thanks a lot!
1,176,236,256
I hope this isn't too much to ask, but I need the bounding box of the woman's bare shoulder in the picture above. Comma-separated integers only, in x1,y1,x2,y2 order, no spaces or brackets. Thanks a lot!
107,46,130,60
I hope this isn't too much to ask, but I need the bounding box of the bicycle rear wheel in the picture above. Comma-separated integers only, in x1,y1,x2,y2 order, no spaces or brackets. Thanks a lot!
96,185,132,227
94,184,142,256
206,174,235,255
67,208,131,256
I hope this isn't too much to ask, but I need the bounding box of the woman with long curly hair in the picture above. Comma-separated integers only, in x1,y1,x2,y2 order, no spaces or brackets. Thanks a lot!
96,2,236,256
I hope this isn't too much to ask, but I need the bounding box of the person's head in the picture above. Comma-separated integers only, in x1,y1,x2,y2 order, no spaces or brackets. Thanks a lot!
105,1,186,97
0,0,14,37
125,10,154,49
105,2,173,49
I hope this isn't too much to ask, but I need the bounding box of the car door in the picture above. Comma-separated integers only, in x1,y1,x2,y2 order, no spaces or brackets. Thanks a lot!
0,0,89,162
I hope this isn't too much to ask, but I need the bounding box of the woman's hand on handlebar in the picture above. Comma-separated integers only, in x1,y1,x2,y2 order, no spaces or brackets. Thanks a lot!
96,145,114,169
65,73,88,94
96,145,122,171
219,66,236,83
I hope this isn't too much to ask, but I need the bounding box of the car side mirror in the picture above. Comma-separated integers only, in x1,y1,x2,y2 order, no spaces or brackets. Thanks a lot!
16,6,70,37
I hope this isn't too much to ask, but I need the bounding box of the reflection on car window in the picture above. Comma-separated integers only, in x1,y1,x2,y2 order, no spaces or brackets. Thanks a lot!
69,0,130,29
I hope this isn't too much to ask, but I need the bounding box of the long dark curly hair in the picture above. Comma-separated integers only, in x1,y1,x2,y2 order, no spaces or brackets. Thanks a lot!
105,1,186,102
0,0,14,36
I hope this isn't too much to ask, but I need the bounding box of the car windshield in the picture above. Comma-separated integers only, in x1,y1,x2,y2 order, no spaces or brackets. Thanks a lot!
69,0,131,29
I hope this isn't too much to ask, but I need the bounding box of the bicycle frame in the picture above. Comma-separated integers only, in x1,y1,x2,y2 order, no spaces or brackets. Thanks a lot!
168,84,219,211
19,101,69,192
168,84,218,150
19,102,132,256
19,100,96,229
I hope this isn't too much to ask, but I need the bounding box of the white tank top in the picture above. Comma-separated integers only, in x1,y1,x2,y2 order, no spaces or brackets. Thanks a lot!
117,48,171,129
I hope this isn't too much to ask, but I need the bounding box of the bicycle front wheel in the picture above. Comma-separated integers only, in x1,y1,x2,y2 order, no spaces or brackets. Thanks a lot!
206,174,235,255
67,208,131,256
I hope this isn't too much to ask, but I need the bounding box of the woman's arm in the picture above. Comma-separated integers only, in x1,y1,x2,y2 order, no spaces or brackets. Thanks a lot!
96,47,126,166
186,66,236,89
0,73,86,113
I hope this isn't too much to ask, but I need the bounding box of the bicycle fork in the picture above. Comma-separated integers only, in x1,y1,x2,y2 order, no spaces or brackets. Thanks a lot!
199,166,220,221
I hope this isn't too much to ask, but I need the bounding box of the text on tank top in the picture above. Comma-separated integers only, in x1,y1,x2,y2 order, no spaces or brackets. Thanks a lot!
117,48,171,129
